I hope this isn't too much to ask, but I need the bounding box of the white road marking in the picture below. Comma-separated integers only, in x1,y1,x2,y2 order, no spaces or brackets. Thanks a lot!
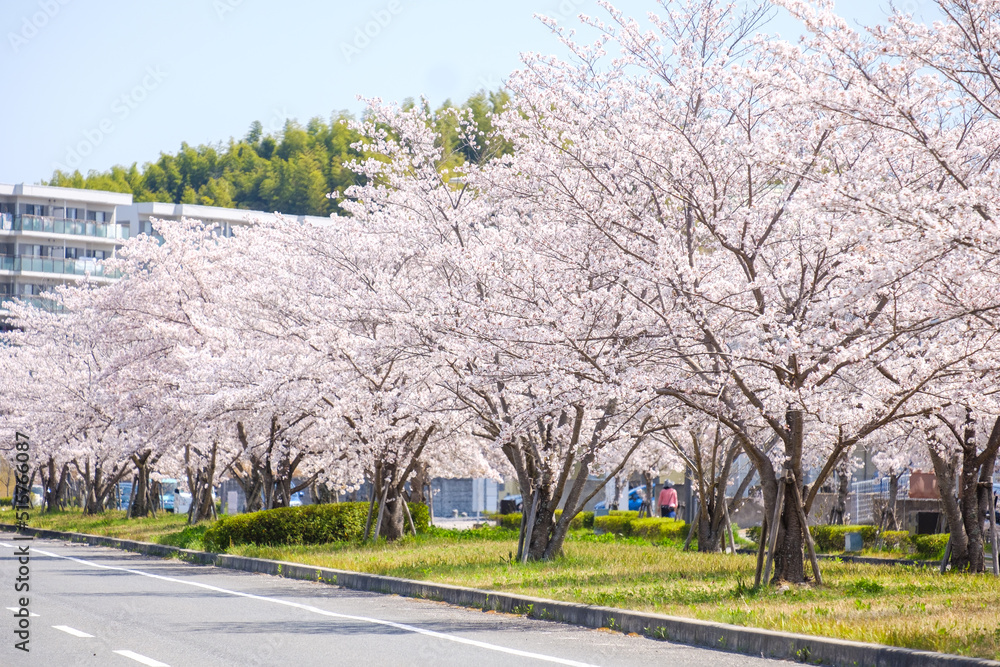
113,650,170,666
6,607,39,617
53,625,94,638
0,542,14,548
35,546,596,666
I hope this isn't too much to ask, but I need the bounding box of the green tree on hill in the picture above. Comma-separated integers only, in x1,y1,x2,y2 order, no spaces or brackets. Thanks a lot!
46,90,511,217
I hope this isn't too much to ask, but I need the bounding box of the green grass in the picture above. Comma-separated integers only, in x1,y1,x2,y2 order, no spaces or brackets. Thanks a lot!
12,508,210,550
13,508,1000,660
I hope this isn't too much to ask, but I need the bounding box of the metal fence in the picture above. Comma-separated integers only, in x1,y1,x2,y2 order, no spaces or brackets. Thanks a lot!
849,474,910,525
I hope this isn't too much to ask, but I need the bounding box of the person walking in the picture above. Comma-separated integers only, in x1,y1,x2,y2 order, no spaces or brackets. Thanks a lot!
659,481,678,519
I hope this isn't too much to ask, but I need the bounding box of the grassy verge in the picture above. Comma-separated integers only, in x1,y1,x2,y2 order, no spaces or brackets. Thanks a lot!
12,509,1000,660
11,508,211,550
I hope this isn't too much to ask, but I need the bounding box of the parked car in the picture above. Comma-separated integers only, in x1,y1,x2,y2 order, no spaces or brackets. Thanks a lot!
173,490,193,515
499,495,521,514
594,487,645,512
499,494,524,513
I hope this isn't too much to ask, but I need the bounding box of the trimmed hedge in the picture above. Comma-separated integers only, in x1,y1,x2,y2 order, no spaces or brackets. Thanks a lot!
879,530,911,552
593,514,687,540
203,501,429,551
746,523,950,560
594,514,636,536
0,497,11,507
495,510,594,532
810,525,878,552
912,533,950,560
408,502,430,532
630,517,687,541
557,509,595,529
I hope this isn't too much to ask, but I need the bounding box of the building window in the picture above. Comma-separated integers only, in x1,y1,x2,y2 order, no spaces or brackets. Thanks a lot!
16,245,66,258
66,207,79,220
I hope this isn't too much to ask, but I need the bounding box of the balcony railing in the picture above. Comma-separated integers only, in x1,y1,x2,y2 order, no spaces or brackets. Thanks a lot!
0,213,12,230
0,255,120,279
12,215,129,240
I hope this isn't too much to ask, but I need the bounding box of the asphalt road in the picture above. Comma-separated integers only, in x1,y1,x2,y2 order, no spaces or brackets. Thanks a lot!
0,537,789,666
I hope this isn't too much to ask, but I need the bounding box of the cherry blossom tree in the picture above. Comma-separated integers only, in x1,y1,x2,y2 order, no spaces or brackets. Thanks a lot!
0,293,175,514
772,0,1000,570
484,0,1000,581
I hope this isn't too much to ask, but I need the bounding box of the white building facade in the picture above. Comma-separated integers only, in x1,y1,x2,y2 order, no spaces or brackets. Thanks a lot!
0,183,131,316
1,182,328,323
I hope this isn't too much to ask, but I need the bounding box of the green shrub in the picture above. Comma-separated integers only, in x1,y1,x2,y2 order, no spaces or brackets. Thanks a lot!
497,513,523,531
912,533,950,560
202,501,427,551
407,502,430,532
594,514,636,536
878,530,912,552
609,510,639,519
496,509,594,531
729,523,942,558
0,497,11,507
746,524,887,552
630,517,687,541
554,509,594,529
809,525,878,552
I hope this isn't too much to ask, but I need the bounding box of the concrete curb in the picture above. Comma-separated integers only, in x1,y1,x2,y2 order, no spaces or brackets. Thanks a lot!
4,524,997,667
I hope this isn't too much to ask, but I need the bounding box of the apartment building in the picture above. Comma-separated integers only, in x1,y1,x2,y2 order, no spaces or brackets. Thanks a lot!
1,182,331,324
0,183,131,317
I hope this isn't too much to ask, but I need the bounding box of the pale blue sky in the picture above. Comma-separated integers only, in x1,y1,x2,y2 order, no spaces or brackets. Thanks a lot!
1,0,922,185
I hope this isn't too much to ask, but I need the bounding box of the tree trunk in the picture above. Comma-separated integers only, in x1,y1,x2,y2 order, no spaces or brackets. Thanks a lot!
525,494,558,560
380,485,407,541
129,451,153,518
40,457,70,513
407,461,429,504
828,453,850,525
884,473,900,531
772,475,806,583
929,414,1000,573
78,459,129,515
233,422,265,513
186,442,218,524
757,410,807,583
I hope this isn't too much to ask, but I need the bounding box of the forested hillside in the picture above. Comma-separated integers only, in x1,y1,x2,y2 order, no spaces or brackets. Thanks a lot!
45,90,509,216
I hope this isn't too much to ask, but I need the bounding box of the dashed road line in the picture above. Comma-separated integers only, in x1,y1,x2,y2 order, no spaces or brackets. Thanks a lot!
53,625,94,638
35,545,597,667
113,650,170,666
